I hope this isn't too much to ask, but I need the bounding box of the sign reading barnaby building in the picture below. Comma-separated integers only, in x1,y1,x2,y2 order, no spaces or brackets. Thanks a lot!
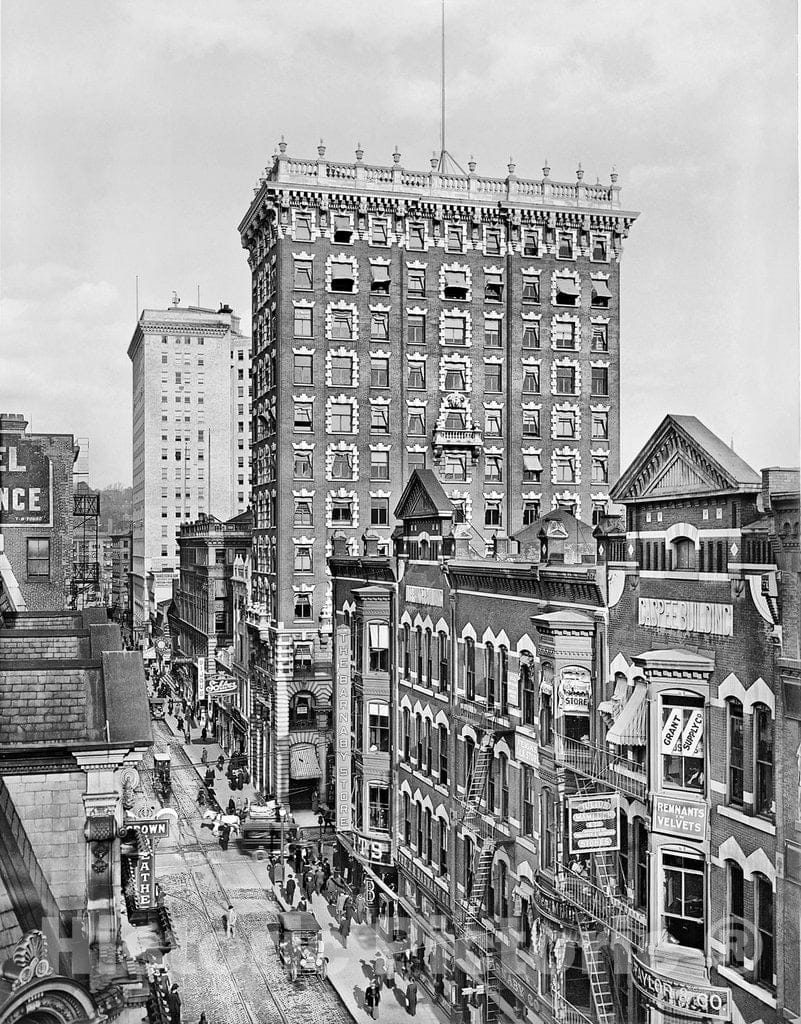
0,436,52,526
335,625,352,831
638,598,733,637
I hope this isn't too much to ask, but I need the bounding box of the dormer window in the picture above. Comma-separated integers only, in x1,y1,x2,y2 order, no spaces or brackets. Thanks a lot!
331,261,355,293
484,273,503,302
556,276,580,306
443,270,469,300
334,215,353,243
370,265,390,295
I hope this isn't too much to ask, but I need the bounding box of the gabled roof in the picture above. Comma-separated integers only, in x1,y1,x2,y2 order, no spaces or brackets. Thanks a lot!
394,469,454,521
611,414,760,503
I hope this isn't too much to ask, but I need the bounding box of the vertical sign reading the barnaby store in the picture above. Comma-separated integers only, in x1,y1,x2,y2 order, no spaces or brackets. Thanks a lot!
335,625,352,830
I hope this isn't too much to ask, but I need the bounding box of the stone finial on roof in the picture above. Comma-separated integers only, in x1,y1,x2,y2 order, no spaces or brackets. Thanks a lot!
542,159,550,178
610,166,618,184
317,139,326,158
356,142,364,162
576,162,584,181
278,135,287,154
392,146,401,165
468,156,476,172
507,157,516,175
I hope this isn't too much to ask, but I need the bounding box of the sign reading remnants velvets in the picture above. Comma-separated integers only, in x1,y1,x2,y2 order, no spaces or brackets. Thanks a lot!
652,795,707,841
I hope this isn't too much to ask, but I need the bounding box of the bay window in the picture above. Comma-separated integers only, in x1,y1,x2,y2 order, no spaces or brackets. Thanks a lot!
662,851,704,949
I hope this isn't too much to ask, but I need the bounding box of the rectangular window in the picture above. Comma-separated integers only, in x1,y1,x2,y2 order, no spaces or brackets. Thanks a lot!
446,224,464,252
522,500,540,526
408,452,426,474
330,452,354,479
294,307,312,338
484,409,502,437
558,233,573,259
443,269,468,300
26,538,50,578
523,409,540,437
484,318,501,347
408,314,425,345
331,309,354,340
294,499,313,526
368,784,390,832
294,545,313,572
522,322,540,349
442,316,466,344
485,455,503,481
295,213,312,241
755,875,774,988
555,365,576,395
333,215,352,243
370,264,390,295
522,278,540,303
441,453,466,482
591,366,609,396
293,354,313,384
294,592,312,619
294,260,313,289
371,498,389,526
522,365,541,393
661,695,705,791
407,408,426,435
485,228,501,254
443,367,466,391
293,451,313,479
522,767,535,834
555,275,580,305
330,355,354,387
592,279,612,308
370,406,390,433
407,361,426,389
591,324,609,351
754,706,774,818
294,402,313,431
553,321,576,350
370,311,389,339
484,273,503,302
370,356,389,388
408,268,426,296
523,230,539,257
408,224,426,250
555,411,576,438
523,453,542,483
331,498,353,525
554,456,576,483
727,702,744,806
592,456,609,483
370,451,390,480
592,412,609,439
330,260,355,293
368,700,390,746
592,235,608,261
330,403,353,432
485,501,502,527
371,218,388,245
485,365,502,393
662,852,704,950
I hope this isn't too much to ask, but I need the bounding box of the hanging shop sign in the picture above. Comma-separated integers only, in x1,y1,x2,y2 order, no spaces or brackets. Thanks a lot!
638,598,733,638
335,625,352,831
558,666,592,713
197,657,206,703
652,796,707,841
352,833,392,865
568,792,620,854
0,436,52,527
207,676,238,696
631,955,731,1020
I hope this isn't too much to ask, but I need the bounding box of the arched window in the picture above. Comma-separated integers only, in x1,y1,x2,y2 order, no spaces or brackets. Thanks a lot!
423,807,433,863
754,873,775,990
402,624,410,677
634,818,648,910
498,752,509,817
289,690,315,729
424,719,433,775
416,627,423,681
753,704,774,818
726,861,744,969
618,809,629,893
464,735,476,788
540,789,554,871
496,860,508,919
498,646,509,715
438,724,449,784
464,835,474,893
415,800,423,852
661,693,704,791
438,818,448,875
438,631,449,693
540,663,554,747
521,659,536,726
464,637,476,699
402,708,410,762
425,629,433,686
672,536,695,570
485,642,496,707
403,792,411,844
726,699,744,806
415,713,423,763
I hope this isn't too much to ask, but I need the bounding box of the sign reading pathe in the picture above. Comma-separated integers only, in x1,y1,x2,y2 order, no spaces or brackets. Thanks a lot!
639,598,733,637
0,436,52,527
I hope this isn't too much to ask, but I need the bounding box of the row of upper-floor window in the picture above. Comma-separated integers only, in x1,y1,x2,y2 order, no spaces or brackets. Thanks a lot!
157,334,248,358
289,306,610,351
284,258,612,307
290,352,609,396
285,211,612,262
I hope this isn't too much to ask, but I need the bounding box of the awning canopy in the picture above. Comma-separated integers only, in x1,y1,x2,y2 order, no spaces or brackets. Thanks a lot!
331,263,354,281
556,276,580,296
592,279,612,299
598,674,629,717
289,744,321,780
371,265,390,282
523,453,543,472
606,678,647,746
445,270,467,288
334,215,351,232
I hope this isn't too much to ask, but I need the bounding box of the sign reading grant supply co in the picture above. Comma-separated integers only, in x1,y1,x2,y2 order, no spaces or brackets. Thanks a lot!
0,436,52,526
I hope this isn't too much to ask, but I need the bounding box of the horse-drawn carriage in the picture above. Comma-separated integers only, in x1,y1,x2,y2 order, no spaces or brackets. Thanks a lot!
153,751,171,799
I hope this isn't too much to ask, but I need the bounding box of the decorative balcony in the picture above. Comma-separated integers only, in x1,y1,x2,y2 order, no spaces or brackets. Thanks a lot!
556,870,646,949
433,426,483,461
245,602,271,641
530,872,575,926
556,733,647,802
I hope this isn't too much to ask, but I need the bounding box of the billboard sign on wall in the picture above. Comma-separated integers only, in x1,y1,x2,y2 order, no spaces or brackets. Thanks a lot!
335,625,352,831
0,436,52,527
568,792,620,854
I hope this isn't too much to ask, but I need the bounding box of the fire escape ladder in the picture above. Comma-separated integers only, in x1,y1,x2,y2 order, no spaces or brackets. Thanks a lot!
576,917,616,1024
463,731,495,829
592,850,619,896
466,837,495,917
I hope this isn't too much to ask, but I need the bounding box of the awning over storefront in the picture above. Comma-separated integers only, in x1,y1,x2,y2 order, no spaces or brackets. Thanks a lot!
606,678,647,746
289,743,321,780
598,675,629,717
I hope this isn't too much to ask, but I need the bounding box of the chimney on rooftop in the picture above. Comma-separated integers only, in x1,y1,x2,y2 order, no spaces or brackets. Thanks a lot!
218,303,233,315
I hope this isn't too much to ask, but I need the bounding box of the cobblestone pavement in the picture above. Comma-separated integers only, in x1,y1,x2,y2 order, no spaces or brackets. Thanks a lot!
141,724,353,1024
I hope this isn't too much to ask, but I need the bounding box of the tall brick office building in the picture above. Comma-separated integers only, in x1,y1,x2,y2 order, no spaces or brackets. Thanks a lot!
238,143,638,805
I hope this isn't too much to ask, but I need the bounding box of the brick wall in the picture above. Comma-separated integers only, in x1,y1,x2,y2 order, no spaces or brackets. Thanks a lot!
5,772,86,914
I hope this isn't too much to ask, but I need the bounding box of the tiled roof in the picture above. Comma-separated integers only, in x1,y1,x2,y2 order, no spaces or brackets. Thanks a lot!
670,415,761,487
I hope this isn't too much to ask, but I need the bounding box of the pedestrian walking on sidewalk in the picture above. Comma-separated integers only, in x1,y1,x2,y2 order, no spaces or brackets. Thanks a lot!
168,983,181,1024
219,824,230,852
176,715,184,734
365,980,380,1020
303,869,314,901
385,954,395,989
285,875,296,906
200,747,208,765
339,910,350,947
373,951,387,990
405,975,418,1016
225,904,237,938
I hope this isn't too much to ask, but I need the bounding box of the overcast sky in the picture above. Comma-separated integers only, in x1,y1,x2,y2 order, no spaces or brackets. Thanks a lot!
1,0,798,486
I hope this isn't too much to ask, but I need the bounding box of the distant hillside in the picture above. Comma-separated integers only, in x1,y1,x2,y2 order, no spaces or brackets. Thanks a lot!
77,481,133,534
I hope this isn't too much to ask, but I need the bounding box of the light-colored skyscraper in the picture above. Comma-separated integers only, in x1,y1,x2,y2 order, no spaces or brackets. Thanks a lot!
128,300,251,641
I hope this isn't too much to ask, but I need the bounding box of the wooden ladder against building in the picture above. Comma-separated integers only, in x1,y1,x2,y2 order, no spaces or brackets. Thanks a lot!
576,917,617,1024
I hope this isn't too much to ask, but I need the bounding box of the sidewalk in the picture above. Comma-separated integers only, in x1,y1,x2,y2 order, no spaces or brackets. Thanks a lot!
266,871,448,1024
